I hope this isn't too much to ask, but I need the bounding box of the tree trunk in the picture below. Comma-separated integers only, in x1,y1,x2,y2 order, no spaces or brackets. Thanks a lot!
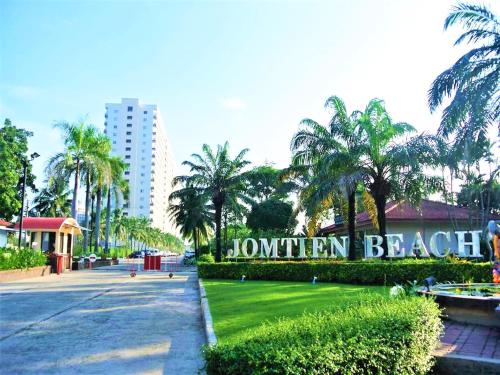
94,187,102,254
72,159,80,219
83,173,91,254
214,203,223,262
347,191,356,261
375,195,388,258
89,193,95,253
193,229,198,258
223,211,228,256
104,188,111,254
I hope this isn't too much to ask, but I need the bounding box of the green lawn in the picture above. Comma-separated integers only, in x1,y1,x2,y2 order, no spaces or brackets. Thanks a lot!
203,279,388,344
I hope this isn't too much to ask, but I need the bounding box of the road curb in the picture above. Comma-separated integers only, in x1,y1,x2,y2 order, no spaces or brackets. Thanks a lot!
198,278,217,346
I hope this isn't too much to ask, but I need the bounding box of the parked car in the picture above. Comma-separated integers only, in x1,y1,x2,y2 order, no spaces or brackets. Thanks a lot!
184,250,196,259
128,251,144,259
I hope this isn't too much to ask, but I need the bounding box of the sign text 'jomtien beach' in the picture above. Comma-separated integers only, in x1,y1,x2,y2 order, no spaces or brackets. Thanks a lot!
227,230,483,259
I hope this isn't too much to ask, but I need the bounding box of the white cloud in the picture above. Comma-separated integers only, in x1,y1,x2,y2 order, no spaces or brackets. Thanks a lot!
220,97,247,110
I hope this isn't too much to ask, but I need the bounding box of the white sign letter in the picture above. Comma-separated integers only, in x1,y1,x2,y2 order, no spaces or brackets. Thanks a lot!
407,232,430,257
242,238,258,258
259,238,280,258
429,231,450,257
386,234,405,258
329,236,348,258
456,231,482,258
365,235,384,258
312,237,328,258
281,238,297,258
227,239,240,258
298,238,306,258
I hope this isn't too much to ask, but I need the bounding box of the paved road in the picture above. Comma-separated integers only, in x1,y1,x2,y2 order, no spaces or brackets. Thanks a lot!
0,267,206,374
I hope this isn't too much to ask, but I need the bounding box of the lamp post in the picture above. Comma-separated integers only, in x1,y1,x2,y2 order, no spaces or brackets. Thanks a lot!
18,152,40,249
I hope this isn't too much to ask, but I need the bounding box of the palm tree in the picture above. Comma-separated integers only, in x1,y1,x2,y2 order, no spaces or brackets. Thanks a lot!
111,209,128,248
291,96,365,260
168,186,213,256
174,142,250,262
47,120,98,219
104,157,128,254
81,131,111,253
428,3,499,146
357,99,436,255
30,177,71,217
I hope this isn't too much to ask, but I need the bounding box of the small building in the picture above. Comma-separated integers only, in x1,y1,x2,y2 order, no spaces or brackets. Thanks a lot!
0,219,13,248
319,199,499,256
14,217,82,271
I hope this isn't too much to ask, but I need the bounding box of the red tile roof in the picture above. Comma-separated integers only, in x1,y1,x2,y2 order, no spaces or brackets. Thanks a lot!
13,217,69,230
320,199,499,234
0,219,12,227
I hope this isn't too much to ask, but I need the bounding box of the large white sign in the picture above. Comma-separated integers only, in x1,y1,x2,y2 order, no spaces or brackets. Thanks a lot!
227,230,483,259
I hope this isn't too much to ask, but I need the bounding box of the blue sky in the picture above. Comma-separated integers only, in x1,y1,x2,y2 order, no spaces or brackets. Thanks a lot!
1,0,498,186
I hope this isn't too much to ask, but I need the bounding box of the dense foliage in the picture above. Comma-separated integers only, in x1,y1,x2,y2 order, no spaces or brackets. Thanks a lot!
0,248,47,270
0,119,37,221
204,297,442,375
198,259,491,285
246,198,296,234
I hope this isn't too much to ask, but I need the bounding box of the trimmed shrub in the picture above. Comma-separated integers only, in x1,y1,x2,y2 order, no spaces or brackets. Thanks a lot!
0,248,47,270
198,259,491,285
198,253,215,263
204,297,443,375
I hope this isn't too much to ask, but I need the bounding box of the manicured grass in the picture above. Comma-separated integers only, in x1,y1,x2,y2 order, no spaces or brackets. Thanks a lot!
203,279,387,344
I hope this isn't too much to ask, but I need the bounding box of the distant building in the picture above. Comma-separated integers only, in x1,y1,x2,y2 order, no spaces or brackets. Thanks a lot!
0,219,12,247
104,98,176,233
320,199,500,255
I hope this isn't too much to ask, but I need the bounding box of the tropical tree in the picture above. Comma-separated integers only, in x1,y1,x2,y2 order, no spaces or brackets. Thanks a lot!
356,99,437,255
246,165,294,202
30,177,71,217
0,119,37,221
168,186,213,256
47,121,96,219
291,96,365,260
174,142,250,262
428,3,499,147
103,157,128,254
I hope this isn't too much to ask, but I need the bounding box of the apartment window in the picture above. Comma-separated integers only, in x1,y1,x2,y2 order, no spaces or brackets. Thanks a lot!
113,133,117,136
127,124,132,128
125,163,130,168
127,106,133,112
141,173,145,177
140,206,144,209
152,147,156,151
153,123,157,128
123,212,128,216
103,130,107,134
126,131,132,135
150,210,154,214
104,122,107,126
105,114,108,118
143,118,147,122
124,171,130,175
113,141,116,144
125,147,131,151
126,139,131,143
125,155,131,159
152,132,156,136
114,109,118,113
113,125,117,129
144,110,148,114
127,116,132,120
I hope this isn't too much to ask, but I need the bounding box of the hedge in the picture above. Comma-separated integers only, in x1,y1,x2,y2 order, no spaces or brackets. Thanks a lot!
198,259,492,285
0,248,47,270
204,297,443,375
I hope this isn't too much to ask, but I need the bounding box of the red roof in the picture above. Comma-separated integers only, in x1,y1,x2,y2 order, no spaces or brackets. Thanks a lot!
320,199,500,234
13,217,70,230
0,219,12,227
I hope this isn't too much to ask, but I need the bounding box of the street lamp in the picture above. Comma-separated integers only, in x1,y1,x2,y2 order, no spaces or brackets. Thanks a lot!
18,152,40,249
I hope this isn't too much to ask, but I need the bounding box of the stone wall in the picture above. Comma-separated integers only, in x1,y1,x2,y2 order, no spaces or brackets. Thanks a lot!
0,265,52,283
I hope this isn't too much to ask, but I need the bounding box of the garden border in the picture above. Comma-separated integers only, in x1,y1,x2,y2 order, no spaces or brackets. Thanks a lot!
0,265,52,283
198,278,217,346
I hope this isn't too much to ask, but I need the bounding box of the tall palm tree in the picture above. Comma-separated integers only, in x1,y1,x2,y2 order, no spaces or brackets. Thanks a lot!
357,99,437,255
174,142,250,262
291,96,364,260
47,121,98,219
104,157,128,254
111,209,128,248
168,186,213,256
30,177,71,217
429,3,499,146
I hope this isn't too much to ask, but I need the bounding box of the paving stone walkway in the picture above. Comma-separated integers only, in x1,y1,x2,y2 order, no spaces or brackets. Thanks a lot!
436,321,500,360
0,267,206,374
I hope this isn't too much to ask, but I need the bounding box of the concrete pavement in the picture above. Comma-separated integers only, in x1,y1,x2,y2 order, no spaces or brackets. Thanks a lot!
0,268,206,374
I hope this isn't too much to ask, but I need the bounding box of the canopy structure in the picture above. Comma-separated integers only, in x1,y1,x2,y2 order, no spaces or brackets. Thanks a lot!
14,217,82,271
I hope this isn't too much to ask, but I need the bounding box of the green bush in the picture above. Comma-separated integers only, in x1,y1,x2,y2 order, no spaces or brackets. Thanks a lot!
198,253,215,263
0,247,47,270
198,259,491,285
204,297,442,375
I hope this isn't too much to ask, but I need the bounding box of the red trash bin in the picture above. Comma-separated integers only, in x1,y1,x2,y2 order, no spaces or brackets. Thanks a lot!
56,254,64,275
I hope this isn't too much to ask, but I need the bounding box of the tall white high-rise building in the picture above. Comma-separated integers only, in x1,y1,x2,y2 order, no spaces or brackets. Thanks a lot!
104,98,176,233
